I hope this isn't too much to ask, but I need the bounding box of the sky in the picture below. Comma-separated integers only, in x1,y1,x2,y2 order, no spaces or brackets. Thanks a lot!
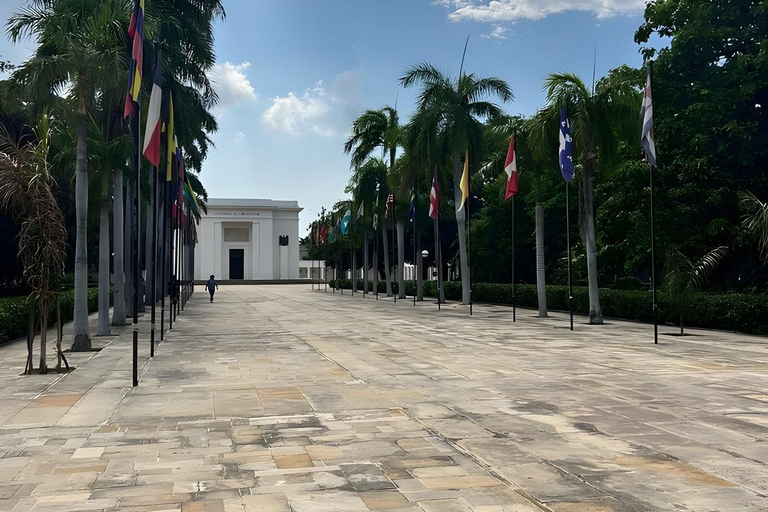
0,0,651,234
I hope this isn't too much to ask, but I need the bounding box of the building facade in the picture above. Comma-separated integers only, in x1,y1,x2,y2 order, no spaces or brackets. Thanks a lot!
194,198,302,281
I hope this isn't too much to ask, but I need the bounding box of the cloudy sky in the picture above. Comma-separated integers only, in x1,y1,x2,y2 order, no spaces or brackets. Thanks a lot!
0,0,650,234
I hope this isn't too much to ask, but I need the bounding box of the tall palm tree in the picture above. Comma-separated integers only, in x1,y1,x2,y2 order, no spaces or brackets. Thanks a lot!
344,107,402,296
529,72,639,323
346,158,387,288
741,192,768,265
7,0,129,351
401,63,512,304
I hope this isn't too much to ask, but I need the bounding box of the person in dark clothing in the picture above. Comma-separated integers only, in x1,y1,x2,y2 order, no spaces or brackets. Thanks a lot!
205,275,218,302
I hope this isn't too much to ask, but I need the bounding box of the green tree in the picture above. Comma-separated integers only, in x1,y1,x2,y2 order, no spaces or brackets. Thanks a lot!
401,63,512,304
529,71,639,323
344,107,402,296
7,0,129,351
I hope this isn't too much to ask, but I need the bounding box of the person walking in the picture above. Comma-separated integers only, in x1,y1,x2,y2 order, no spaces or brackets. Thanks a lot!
205,275,218,303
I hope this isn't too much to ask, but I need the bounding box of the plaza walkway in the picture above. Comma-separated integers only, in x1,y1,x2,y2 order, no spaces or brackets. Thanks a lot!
1,285,767,511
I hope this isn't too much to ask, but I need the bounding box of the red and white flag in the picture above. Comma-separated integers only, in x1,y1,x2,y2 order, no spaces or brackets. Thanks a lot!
142,64,163,166
504,134,518,200
429,165,439,219
385,193,393,218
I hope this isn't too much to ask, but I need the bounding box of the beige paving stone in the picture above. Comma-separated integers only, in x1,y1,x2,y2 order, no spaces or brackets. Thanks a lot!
305,444,344,460
359,490,412,509
419,476,502,491
70,447,104,459
273,453,313,469
418,499,473,512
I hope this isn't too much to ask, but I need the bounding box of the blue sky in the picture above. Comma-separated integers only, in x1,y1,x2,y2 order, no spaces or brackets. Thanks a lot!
1,0,650,233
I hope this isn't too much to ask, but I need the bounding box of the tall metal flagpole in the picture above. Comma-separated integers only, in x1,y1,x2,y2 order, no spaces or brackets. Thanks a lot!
511,194,516,322
651,165,658,344
413,183,417,307
351,212,355,296
130,106,140,387
374,203,379,300
565,182,574,331
150,146,158,357
392,195,397,303
363,204,368,297
167,168,173,330
467,159,473,316
643,61,659,345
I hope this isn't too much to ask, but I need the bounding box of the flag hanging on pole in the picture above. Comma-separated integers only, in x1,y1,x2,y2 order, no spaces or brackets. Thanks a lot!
124,0,145,117
641,66,656,167
320,222,327,244
458,150,469,211
357,201,364,219
341,209,351,235
504,134,519,199
385,193,393,218
142,63,163,166
559,107,575,182
429,165,439,220
407,188,415,222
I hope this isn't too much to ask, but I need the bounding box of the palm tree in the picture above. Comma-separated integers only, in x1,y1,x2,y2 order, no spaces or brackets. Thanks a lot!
529,71,639,323
344,107,402,297
7,0,129,351
665,246,727,335
741,192,768,264
0,113,67,374
346,158,386,288
401,63,512,304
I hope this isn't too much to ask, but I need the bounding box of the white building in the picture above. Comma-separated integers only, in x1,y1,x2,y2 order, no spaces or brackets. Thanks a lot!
194,198,302,281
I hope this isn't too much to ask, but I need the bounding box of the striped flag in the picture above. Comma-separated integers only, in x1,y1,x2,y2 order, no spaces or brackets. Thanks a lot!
123,0,144,117
641,66,657,167
504,134,518,199
458,150,469,211
429,165,439,220
559,107,575,182
142,64,162,166
385,193,393,218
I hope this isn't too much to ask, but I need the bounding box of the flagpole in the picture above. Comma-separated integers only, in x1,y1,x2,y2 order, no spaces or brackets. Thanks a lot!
467,160,473,317
149,48,160,358
363,204,368,297
130,104,140,387
566,181,574,331
351,214,355,296
160,156,166,340
511,195,516,322
392,195,397,304
647,61,659,345
374,202,379,300
435,215,441,311
413,181,417,307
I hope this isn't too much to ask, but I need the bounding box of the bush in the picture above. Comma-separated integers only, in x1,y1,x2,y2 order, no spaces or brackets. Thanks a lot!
329,279,768,335
0,288,101,344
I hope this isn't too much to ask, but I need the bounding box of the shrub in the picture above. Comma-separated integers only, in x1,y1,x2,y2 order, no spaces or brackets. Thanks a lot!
329,279,768,335
0,288,101,344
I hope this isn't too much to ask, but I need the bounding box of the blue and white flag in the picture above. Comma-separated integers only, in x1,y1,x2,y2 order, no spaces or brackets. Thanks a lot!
559,107,575,183
641,66,657,167
340,209,351,235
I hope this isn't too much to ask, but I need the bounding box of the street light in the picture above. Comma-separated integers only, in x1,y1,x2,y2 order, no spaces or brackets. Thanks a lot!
421,250,429,258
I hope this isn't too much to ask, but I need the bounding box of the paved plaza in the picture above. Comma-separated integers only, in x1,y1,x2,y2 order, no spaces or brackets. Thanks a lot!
0,285,767,511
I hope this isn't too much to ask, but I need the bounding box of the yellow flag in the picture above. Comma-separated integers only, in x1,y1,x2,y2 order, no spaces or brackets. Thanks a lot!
165,93,176,181
458,150,469,211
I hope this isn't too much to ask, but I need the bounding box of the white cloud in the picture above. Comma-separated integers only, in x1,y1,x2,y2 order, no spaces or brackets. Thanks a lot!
260,69,362,138
441,0,645,23
234,131,245,144
208,61,257,108
481,25,509,39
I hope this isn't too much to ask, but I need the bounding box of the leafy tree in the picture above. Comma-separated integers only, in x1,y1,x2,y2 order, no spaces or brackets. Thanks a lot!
529,71,639,323
401,63,512,304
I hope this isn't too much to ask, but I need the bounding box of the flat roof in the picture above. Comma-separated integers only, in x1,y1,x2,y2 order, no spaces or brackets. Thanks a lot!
207,198,302,211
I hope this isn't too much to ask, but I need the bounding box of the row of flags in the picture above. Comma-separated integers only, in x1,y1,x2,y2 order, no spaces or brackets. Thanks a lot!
123,0,193,227
315,63,656,246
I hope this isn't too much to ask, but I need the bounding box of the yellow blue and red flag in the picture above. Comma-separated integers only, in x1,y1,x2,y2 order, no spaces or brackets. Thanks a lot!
124,0,145,117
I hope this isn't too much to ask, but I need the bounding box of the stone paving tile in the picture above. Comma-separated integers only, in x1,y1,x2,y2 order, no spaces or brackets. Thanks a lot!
0,286,768,510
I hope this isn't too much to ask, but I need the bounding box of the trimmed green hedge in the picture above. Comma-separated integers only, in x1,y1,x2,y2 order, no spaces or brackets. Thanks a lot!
329,280,768,335
0,288,99,344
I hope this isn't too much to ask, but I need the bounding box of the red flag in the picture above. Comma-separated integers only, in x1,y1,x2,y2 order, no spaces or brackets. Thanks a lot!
504,134,518,200
123,0,144,117
320,223,328,243
385,193,393,218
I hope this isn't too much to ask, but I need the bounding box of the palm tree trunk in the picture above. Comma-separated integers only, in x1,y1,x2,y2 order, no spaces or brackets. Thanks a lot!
97,177,111,336
112,168,126,325
581,157,603,324
453,153,470,304
397,221,405,298
535,202,548,318
383,224,392,296
125,179,134,318
39,298,48,374
71,76,91,352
